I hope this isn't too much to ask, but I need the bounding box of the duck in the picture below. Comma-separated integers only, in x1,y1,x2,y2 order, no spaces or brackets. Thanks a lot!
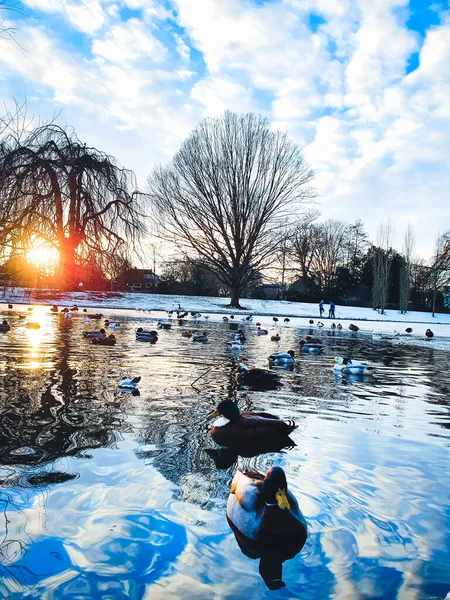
27,307,33,313
208,400,297,445
222,316,229,322
118,376,141,390
245,315,253,322
332,356,376,375
90,334,116,346
7,304,13,310
284,318,290,324
270,333,281,342
330,323,336,330
273,317,279,324
255,322,261,327
136,328,158,342
226,467,307,590
299,340,323,353
70,306,79,312
405,327,413,334
60,307,70,313
235,329,246,342
50,305,59,313
236,364,282,390
305,335,321,344
425,329,434,339
182,329,193,338
227,339,243,351
26,322,41,329
157,321,172,330
317,321,324,328
337,323,343,330
349,324,359,333
268,350,295,366
193,332,208,342
308,319,314,325
0,320,11,332
257,327,269,335
229,315,235,320
83,328,106,339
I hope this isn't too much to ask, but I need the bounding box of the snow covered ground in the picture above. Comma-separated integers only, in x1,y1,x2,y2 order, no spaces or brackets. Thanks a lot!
2,288,450,351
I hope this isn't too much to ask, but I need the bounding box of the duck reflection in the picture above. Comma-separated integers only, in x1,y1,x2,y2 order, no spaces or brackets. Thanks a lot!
227,467,307,590
205,436,295,469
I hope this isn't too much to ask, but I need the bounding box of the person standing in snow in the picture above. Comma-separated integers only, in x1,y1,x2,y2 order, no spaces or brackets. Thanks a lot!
319,300,324,318
329,301,335,319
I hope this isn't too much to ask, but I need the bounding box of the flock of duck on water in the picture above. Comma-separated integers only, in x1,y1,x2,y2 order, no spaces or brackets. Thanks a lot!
0,302,438,589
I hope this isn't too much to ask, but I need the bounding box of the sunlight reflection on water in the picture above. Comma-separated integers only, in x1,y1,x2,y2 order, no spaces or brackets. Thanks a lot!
0,308,449,599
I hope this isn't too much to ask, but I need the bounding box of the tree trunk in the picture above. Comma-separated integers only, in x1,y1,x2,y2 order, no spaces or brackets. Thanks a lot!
228,285,243,309
59,239,79,291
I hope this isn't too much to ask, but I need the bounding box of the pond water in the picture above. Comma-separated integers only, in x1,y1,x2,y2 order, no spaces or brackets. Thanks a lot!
0,307,449,599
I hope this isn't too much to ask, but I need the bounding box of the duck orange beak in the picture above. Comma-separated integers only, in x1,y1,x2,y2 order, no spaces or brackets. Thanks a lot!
275,488,291,511
207,409,220,420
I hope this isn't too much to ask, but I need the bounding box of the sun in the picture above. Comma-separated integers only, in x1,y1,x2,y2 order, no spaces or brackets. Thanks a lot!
27,245,59,272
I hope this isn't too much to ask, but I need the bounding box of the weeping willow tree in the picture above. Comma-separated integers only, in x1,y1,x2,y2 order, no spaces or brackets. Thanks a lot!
148,111,315,308
0,122,147,288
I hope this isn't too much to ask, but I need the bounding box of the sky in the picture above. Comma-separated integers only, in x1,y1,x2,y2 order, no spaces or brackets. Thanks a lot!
0,0,449,260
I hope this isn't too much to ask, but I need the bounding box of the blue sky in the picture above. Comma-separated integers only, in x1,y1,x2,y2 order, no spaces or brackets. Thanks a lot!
1,0,450,258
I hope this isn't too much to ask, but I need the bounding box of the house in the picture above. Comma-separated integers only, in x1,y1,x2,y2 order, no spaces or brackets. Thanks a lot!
121,269,159,292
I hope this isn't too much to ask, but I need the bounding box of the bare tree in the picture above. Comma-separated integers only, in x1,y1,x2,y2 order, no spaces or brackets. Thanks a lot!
0,123,147,289
372,221,395,314
399,224,415,313
148,111,314,308
430,231,450,317
310,220,347,294
0,1,26,43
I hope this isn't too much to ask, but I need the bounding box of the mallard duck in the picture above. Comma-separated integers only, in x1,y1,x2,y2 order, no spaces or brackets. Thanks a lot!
90,334,116,346
332,356,376,375
308,319,314,325
7,304,13,309
136,328,158,342
70,306,79,312
425,329,434,339
193,332,208,342
330,323,336,330
257,327,268,335
208,400,296,445
299,340,323,353
227,467,308,568
61,307,70,313
405,327,413,334
118,376,141,390
227,467,307,589
236,364,282,389
284,318,290,324
268,351,295,366
26,322,41,329
83,328,106,339
157,321,172,330
270,333,281,342
0,320,11,332
337,323,343,330
349,324,359,333
273,317,279,324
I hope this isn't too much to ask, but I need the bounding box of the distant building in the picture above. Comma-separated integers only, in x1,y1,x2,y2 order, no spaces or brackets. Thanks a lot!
262,283,280,300
120,269,159,292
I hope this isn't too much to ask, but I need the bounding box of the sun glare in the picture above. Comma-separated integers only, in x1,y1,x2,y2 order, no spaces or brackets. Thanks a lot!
27,246,59,271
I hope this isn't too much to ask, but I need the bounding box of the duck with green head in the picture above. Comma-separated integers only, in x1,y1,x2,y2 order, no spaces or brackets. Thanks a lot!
208,399,296,446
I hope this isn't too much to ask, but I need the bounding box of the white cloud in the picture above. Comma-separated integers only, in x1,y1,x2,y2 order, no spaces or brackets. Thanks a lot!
22,0,106,34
